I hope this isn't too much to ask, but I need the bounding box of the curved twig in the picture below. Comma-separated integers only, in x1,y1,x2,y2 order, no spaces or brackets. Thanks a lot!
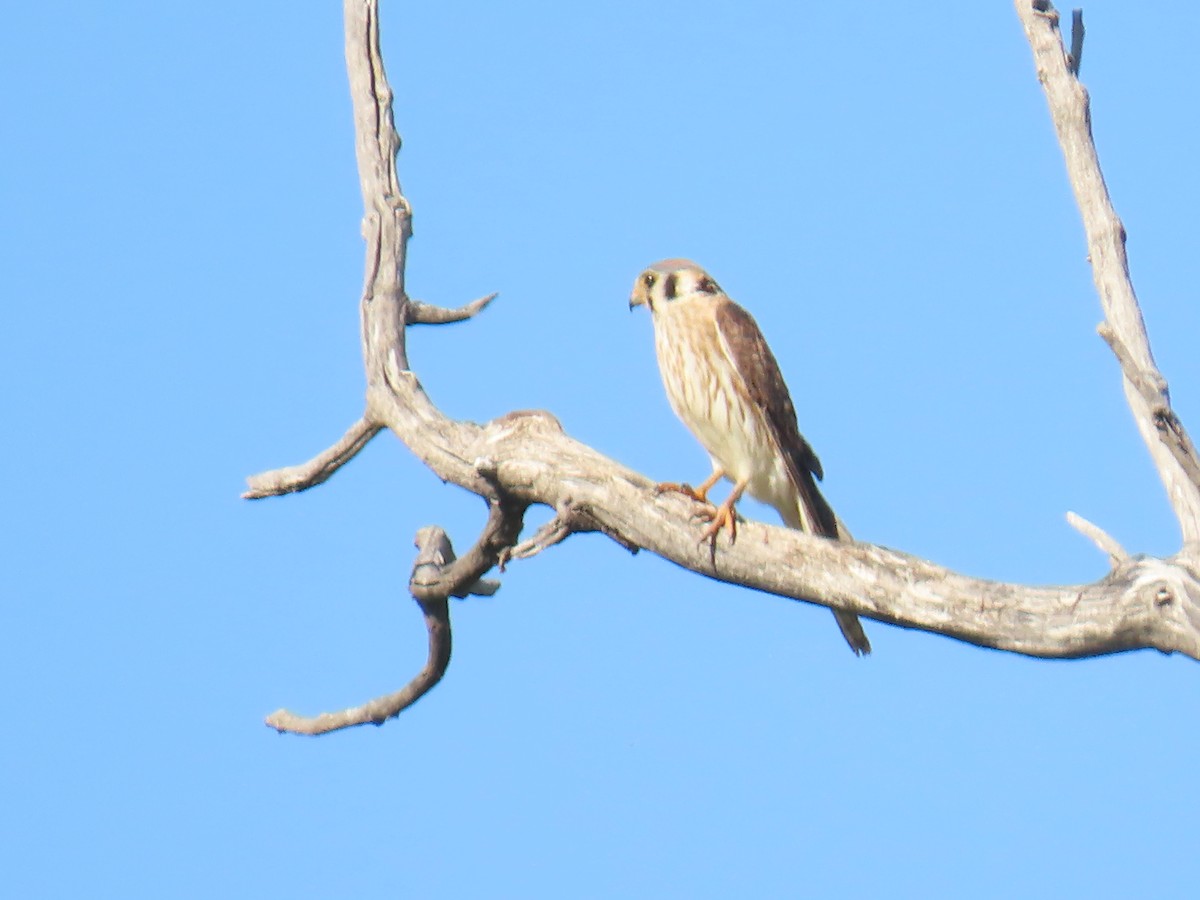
265,527,455,735
265,504,521,735
244,418,380,499
407,293,497,325
409,501,525,601
264,596,450,735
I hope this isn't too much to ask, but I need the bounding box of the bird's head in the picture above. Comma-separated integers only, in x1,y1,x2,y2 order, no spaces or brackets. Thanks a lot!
629,259,722,313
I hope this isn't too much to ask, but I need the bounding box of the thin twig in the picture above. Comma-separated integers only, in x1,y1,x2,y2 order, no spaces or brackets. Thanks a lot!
500,510,577,569
243,417,381,499
264,596,450,735
497,497,643,570
1068,9,1084,75
407,293,497,325
1066,511,1127,566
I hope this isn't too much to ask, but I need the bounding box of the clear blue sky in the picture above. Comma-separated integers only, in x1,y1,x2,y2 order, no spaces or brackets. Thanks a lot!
3,2,1198,897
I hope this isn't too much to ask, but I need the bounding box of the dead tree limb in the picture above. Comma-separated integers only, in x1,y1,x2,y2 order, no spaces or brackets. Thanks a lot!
1016,1,1200,547
248,1,1200,734
265,517,515,735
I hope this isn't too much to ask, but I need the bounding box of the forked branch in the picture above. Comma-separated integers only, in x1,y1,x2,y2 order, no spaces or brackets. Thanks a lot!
248,1,1200,734
1015,0,1200,546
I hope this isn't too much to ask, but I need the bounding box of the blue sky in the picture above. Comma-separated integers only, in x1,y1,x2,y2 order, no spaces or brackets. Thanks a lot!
3,2,1198,897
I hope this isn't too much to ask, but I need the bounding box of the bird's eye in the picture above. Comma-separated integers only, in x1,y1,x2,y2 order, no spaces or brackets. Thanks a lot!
643,272,656,288
697,277,718,294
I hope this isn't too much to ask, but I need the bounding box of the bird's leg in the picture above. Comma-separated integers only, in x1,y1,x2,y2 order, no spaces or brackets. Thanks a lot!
698,478,749,548
654,468,724,505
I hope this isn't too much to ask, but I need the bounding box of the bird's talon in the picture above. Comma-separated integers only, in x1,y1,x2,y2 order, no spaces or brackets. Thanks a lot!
697,503,738,547
654,481,709,504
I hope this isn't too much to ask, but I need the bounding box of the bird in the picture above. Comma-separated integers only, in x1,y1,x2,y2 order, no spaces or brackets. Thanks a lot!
629,258,870,655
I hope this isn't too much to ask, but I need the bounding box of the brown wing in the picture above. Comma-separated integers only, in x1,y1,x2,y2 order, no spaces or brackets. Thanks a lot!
713,298,838,538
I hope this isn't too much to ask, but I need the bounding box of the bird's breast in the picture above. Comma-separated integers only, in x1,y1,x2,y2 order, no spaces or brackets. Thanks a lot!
651,303,787,502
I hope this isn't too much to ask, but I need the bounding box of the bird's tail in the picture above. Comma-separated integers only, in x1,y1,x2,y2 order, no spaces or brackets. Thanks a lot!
784,476,872,656
832,608,871,656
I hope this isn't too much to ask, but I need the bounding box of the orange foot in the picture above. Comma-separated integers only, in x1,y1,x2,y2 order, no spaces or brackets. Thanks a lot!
654,469,724,506
698,496,739,547
654,481,712,504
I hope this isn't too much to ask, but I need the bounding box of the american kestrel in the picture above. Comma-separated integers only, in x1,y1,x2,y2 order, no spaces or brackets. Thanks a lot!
630,259,870,655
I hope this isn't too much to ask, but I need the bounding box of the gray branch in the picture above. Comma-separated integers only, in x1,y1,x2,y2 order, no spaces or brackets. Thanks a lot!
1066,510,1128,567
497,497,635,568
407,293,497,325
264,527,458,735
250,1,1200,734
244,417,380,499
1098,323,1200,493
265,503,522,735
1015,0,1200,547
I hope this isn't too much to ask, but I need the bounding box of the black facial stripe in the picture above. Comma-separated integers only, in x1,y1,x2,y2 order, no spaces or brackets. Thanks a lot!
663,272,678,301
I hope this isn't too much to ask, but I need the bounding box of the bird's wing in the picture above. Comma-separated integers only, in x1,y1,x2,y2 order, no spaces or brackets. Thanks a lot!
713,296,871,655
712,298,838,538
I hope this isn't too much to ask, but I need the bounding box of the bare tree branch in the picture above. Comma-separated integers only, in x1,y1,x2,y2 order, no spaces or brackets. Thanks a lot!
407,293,497,325
409,500,526,601
264,527,457,735
249,2,1200,733
1015,0,1200,547
1066,511,1127,566
265,505,521,735
1098,322,1200,492
497,497,638,568
244,418,381,499
499,510,577,569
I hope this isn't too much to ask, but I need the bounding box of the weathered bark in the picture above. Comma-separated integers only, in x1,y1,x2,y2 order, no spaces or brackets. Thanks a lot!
250,0,1200,735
